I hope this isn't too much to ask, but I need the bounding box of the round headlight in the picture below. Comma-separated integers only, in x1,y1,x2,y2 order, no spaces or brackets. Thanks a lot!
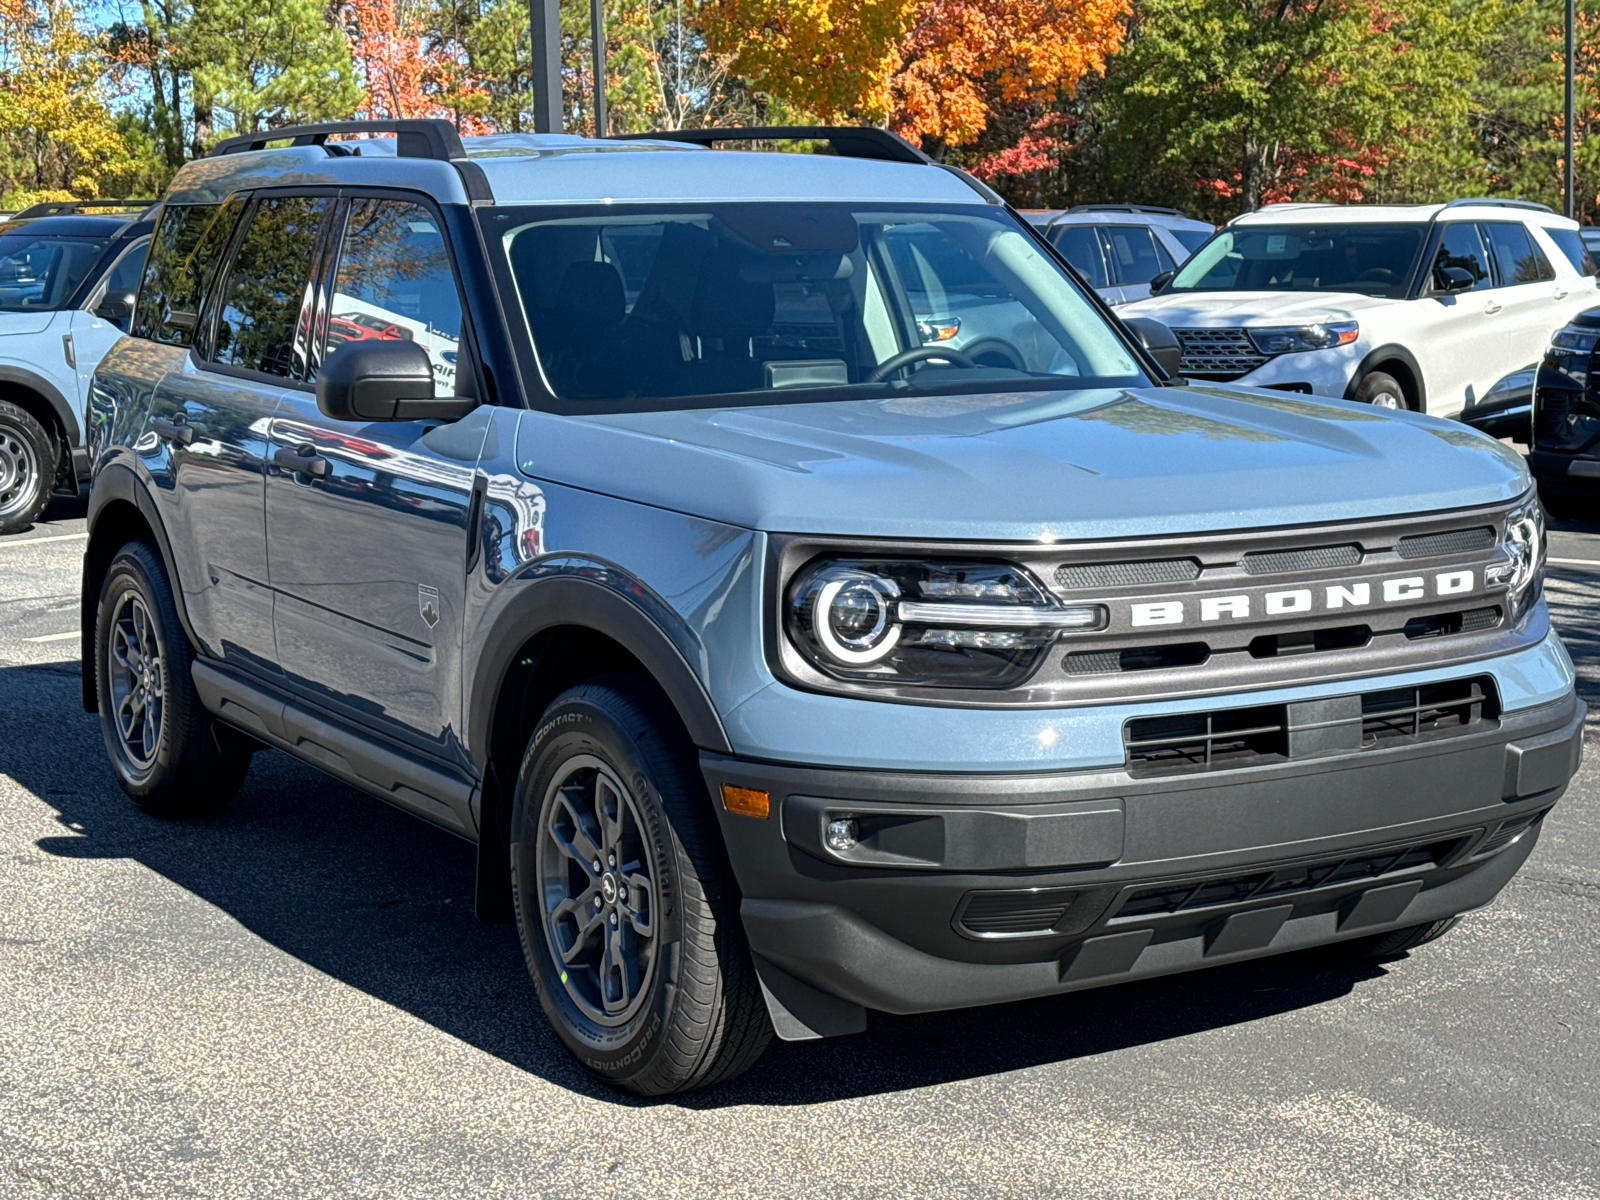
808,570,901,665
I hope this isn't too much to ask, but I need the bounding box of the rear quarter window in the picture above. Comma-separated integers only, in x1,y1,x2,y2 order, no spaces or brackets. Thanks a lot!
132,205,217,345
1544,226,1597,277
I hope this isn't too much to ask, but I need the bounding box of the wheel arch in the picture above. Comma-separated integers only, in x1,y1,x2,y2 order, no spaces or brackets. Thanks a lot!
80,462,195,712
1344,345,1426,411
0,366,78,453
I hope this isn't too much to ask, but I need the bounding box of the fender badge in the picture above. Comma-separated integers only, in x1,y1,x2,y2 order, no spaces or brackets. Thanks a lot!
419,584,440,628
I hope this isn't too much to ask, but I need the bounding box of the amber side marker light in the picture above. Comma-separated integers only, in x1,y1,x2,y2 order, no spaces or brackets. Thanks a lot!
720,784,771,819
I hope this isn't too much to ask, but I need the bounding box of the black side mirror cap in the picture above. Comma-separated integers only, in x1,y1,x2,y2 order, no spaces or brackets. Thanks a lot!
94,289,137,321
1122,316,1184,381
316,339,476,422
1435,265,1477,294
1147,270,1175,295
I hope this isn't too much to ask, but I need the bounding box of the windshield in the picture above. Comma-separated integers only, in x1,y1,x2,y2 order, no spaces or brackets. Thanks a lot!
489,203,1145,410
1169,224,1426,298
0,232,113,310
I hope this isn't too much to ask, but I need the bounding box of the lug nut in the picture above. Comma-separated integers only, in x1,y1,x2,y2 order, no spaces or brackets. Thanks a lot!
609,912,618,926
594,895,603,910
608,854,616,867
592,859,601,873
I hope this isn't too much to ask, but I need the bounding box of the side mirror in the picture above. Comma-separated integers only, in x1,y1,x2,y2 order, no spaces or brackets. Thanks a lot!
1122,316,1184,381
1435,265,1476,294
1147,269,1175,295
94,289,137,321
316,339,475,422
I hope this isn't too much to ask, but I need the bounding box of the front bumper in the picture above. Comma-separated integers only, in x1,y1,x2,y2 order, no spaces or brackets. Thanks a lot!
1529,448,1600,494
704,691,1583,1034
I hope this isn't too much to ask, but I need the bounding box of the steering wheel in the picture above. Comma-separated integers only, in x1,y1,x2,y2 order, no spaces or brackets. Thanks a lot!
867,343,977,383
957,337,1028,372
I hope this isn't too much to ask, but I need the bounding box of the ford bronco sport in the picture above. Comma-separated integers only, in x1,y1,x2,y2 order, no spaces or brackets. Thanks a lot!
82,121,1583,1095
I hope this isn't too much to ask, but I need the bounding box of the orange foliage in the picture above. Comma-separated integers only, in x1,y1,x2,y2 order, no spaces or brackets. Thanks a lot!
345,0,491,131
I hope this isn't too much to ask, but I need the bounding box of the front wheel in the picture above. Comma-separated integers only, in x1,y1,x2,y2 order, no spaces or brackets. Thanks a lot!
511,675,772,1094
1345,915,1461,959
0,400,53,535
1353,370,1408,411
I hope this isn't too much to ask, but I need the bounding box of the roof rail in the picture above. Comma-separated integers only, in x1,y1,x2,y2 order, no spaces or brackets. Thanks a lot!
11,198,158,219
206,119,470,164
1068,203,1191,219
1442,196,1554,214
611,126,934,166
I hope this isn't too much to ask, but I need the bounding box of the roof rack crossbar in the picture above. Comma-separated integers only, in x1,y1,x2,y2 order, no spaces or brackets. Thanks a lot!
610,126,934,166
1442,197,1554,213
12,199,158,219
1068,203,1191,218
206,119,469,164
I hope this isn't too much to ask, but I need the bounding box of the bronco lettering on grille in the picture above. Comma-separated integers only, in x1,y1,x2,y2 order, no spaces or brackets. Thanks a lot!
1129,570,1478,628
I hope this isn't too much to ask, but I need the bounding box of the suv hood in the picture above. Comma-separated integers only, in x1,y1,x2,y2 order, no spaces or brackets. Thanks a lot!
515,385,1527,542
1120,290,1396,327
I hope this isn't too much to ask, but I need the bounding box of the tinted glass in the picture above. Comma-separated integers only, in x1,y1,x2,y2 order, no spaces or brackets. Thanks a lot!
1432,223,1492,292
133,205,217,344
1100,225,1164,285
1547,226,1597,276
104,239,148,294
1049,226,1109,288
1481,222,1551,284
497,203,1142,407
212,196,329,378
0,232,112,310
1172,229,1212,255
324,199,462,392
1171,224,1425,297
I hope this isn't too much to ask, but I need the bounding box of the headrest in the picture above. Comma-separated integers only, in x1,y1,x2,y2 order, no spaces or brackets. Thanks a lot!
691,251,775,343
556,261,625,328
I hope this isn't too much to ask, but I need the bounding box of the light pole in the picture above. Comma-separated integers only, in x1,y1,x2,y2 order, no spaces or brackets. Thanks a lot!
591,0,608,137
530,0,562,133
1566,0,1576,220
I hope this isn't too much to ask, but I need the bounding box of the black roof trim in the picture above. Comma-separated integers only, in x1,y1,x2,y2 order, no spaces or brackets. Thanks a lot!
207,118,470,163
612,126,934,165
1067,203,1192,219
13,199,157,219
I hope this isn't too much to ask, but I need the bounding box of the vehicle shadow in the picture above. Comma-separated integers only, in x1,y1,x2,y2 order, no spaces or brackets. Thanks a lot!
10,662,1398,1108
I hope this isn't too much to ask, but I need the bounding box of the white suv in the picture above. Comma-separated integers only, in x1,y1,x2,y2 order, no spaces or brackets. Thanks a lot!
1120,199,1599,415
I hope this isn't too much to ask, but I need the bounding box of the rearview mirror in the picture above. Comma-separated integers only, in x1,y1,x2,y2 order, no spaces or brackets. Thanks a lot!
94,289,137,322
317,340,475,422
1122,316,1184,381
1435,265,1476,294
1147,270,1175,295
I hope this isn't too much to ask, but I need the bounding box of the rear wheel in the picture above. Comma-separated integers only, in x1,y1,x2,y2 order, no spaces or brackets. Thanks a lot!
1346,915,1461,959
0,400,52,535
511,674,771,1094
1353,371,1408,411
95,541,251,816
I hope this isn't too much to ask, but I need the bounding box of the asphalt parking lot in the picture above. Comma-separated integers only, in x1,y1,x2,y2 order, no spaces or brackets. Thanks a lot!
2,490,1598,1199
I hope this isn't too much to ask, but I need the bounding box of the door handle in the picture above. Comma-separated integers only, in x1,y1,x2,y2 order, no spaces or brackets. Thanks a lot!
273,444,329,479
1555,287,1570,300
151,416,194,446
1483,299,1503,314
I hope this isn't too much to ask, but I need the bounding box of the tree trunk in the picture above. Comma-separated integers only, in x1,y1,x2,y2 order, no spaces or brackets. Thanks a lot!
1240,137,1262,214
192,98,212,160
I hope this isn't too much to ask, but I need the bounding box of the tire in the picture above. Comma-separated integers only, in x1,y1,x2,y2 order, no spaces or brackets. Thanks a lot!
0,400,53,535
1353,371,1408,411
511,674,772,1095
1537,486,1588,523
94,541,251,816
1345,915,1462,959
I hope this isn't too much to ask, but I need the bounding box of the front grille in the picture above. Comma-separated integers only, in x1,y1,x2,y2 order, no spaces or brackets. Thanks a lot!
1063,642,1209,675
958,887,1080,936
1114,838,1459,919
1175,328,1269,379
1124,676,1498,776
1055,558,1200,590
1397,527,1495,559
1242,544,1362,575
1470,812,1544,860
1401,606,1501,640
1535,388,1578,438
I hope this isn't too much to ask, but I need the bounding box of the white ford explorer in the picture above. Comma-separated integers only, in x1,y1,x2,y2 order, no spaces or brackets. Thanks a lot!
1120,198,1599,417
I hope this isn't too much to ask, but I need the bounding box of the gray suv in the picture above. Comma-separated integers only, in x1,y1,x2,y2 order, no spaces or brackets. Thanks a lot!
83,121,1582,1095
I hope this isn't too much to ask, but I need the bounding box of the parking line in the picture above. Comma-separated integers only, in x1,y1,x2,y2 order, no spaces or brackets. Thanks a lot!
0,532,88,548
22,631,79,643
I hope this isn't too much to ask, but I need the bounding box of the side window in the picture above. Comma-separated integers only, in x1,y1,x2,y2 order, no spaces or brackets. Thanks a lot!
132,205,216,345
1432,223,1491,292
325,199,463,394
212,196,330,378
1546,226,1597,277
1049,226,1109,289
1483,222,1554,285
104,238,149,295
1100,226,1165,286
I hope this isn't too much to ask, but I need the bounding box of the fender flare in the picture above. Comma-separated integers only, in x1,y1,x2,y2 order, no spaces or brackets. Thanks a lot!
1344,345,1427,410
80,459,197,711
0,365,80,450
466,572,735,771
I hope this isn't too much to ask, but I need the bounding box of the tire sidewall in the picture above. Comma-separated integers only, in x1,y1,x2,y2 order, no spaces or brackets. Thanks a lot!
511,694,687,1083
96,549,179,798
1355,371,1407,411
0,405,53,533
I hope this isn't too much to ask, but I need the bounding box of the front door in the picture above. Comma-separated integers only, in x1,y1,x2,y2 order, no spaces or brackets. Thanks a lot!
1421,222,1504,416
265,196,483,760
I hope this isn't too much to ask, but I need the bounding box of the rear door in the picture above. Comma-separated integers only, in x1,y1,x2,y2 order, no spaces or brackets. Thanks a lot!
264,193,483,760
1481,221,1562,378
1418,221,1504,415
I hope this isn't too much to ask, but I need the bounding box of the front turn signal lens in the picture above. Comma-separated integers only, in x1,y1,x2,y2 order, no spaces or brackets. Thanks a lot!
720,784,770,819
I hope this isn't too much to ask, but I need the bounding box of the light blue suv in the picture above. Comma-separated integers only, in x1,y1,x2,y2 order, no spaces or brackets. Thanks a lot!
82,122,1582,1095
